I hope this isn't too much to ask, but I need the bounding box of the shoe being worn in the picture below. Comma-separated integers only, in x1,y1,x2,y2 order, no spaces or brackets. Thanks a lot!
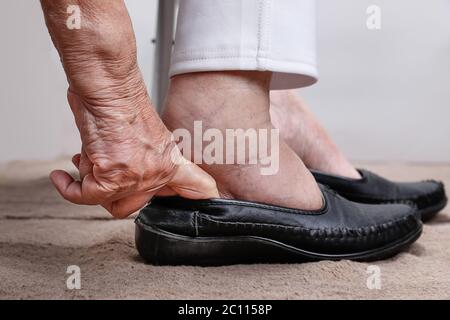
135,185,421,266
311,169,447,222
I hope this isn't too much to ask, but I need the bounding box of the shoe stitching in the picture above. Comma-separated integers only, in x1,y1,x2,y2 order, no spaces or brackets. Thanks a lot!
153,197,329,215
195,200,327,215
197,213,415,240
194,211,199,237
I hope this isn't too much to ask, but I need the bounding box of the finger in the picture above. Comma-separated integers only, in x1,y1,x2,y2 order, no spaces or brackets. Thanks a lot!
50,170,85,205
72,153,81,169
102,191,155,219
80,173,117,205
78,148,93,180
51,170,131,207
168,160,219,199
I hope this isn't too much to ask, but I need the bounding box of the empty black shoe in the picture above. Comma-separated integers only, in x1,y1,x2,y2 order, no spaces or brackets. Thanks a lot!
135,185,422,266
311,169,447,222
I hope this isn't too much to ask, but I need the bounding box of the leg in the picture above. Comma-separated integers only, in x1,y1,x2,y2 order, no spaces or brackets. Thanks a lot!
270,89,361,178
163,71,323,210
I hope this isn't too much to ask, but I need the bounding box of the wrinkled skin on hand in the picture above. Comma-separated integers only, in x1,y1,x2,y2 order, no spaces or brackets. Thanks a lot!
50,80,219,219
42,0,218,218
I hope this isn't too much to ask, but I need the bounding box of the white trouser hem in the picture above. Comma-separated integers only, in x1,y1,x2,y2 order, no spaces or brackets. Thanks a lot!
170,57,318,90
170,0,317,90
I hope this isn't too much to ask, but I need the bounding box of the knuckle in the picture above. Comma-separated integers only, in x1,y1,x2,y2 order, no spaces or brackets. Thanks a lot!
158,160,176,181
95,159,141,193
156,140,178,179
92,137,178,194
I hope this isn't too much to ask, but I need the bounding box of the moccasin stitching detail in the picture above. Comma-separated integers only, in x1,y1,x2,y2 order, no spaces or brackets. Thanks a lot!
197,214,415,241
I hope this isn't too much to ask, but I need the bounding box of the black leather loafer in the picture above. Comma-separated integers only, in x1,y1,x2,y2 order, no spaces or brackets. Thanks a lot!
311,169,447,222
135,185,421,266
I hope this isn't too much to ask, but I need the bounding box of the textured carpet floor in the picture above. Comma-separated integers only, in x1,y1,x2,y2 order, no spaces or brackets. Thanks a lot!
0,159,449,299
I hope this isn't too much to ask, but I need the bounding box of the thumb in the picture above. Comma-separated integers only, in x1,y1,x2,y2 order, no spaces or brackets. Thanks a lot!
167,157,219,199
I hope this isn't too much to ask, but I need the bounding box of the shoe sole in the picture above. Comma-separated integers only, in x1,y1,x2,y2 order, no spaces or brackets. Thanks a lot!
135,218,423,266
419,196,448,222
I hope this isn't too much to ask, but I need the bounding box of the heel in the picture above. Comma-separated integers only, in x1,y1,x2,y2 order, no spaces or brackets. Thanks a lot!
134,219,304,266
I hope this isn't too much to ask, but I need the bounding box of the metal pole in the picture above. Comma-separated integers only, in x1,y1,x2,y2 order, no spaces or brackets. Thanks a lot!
152,0,176,113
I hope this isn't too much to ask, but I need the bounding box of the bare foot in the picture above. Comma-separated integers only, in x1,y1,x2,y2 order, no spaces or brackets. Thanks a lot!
270,90,361,179
163,71,323,210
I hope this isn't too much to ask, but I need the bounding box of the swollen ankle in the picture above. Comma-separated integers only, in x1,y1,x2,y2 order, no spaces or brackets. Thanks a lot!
163,72,323,210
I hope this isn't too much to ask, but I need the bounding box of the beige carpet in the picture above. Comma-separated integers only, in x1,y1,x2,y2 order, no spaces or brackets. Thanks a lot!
0,159,449,299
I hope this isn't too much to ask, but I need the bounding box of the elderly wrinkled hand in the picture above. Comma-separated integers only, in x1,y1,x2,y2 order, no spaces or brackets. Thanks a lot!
41,0,218,218
50,89,218,219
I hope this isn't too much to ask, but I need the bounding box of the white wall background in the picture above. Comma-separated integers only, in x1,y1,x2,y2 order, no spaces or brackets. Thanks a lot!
0,0,449,164
0,0,158,163
301,0,450,163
